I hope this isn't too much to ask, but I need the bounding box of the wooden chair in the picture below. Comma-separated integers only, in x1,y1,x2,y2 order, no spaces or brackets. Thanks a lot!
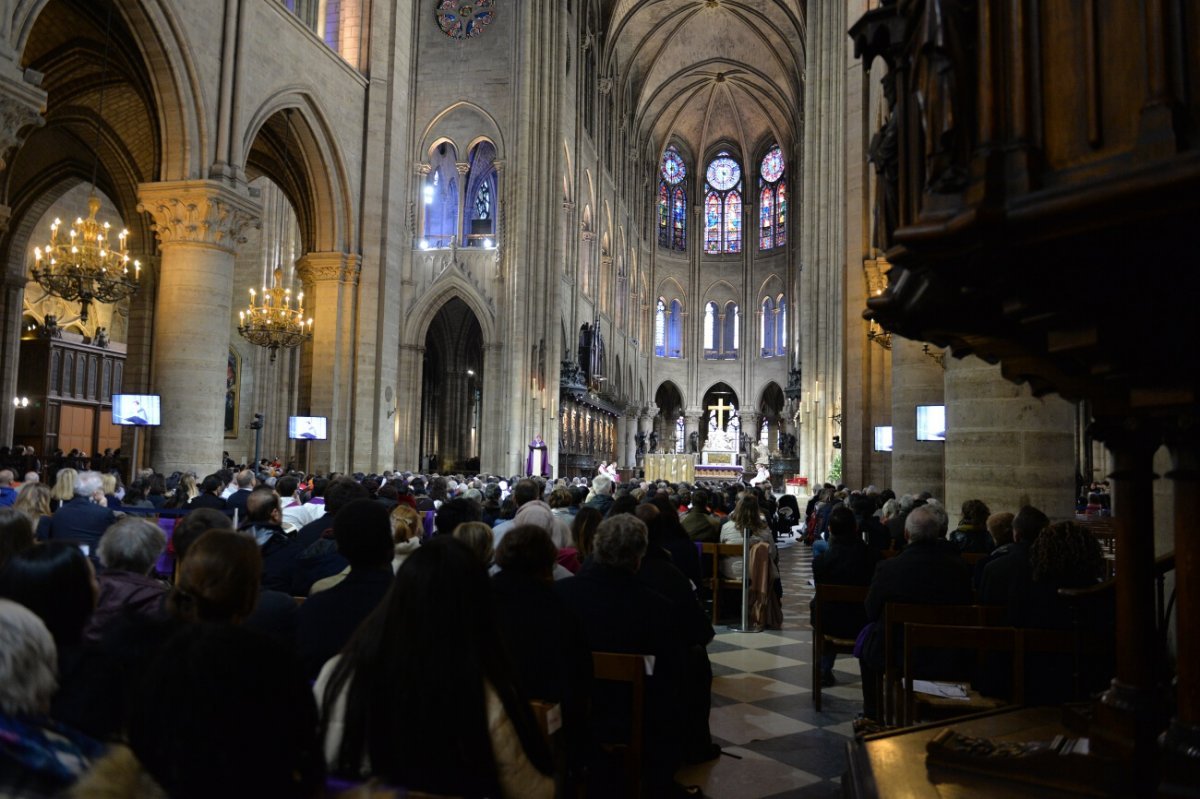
591,651,646,799
902,623,1020,725
699,542,745,624
811,583,869,711
881,603,1006,725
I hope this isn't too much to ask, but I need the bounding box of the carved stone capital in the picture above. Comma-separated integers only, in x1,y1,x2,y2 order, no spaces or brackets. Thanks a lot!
562,200,576,213
455,161,472,177
296,252,361,286
414,162,432,176
491,159,506,173
598,77,613,96
137,180,260,253
0,82,45,172
581,230,596,242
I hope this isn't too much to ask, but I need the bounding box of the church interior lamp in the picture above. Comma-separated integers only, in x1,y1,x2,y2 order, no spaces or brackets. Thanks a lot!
237,267,313,362
31,196,140,323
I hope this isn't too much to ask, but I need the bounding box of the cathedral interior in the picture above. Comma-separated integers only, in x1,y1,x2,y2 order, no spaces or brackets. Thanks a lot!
0,0,1198,794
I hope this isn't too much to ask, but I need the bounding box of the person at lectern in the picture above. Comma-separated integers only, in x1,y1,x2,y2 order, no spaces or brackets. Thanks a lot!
526,434,549,478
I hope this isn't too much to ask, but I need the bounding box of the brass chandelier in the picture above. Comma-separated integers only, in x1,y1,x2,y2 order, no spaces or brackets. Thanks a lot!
29,0,139,324
32,196,140,323
238,267,312,362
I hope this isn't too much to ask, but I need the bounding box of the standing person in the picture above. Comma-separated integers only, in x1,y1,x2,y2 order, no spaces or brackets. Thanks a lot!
315,536,553,797
526,434,550,478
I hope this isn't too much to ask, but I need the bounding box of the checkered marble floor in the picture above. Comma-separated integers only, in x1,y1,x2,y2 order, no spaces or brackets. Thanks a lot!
676,537,861,799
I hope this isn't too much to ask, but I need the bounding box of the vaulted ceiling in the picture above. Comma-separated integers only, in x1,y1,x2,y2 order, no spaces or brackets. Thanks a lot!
603,0,805,163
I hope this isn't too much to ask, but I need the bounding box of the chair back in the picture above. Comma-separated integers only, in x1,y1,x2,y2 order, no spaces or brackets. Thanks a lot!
902,623,1022,723
592,651,646,799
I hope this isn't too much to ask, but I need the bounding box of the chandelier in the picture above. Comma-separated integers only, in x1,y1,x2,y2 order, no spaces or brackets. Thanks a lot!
31,195,140,323
237,267,312,362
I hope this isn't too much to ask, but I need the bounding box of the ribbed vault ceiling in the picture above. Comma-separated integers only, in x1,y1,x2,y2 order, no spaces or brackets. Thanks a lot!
604,0,805,162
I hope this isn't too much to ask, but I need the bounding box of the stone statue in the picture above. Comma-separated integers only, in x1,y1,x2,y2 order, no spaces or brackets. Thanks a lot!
635,431,646,456
754,441,771,467
780,432,797,458
868,70,899,251
688,430,699,453
905,0,973,192
648,431,658,452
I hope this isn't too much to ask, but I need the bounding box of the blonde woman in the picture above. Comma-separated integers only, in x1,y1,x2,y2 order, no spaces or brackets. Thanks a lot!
13,482,53,536
453,521,495,570
49,468,76,511
390,504,422,572
719,493,774,579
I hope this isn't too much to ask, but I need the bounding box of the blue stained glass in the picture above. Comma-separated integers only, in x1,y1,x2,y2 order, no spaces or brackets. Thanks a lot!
658,183,669,247
672,187,686,250
761,145,785,183
661,146,686,185
706,153,741,191
776,181,787,247
759,185,773,251
725,190,742,253
705,192,721,253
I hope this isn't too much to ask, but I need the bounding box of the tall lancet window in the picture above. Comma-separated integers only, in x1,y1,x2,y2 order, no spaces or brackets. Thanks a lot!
758,144,787,251
703,151,743,254
657,145,687,251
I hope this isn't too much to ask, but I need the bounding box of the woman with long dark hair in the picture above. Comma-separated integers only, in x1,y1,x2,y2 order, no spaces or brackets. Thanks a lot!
316,535,553,797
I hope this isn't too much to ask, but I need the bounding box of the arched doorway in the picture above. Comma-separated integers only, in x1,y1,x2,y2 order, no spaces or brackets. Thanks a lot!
759,381,786,448
421,298,483,473
653,381,684,453
701,382,741,451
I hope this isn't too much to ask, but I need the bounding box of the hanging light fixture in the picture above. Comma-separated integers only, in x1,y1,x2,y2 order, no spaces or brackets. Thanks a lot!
237,109,312,361
238,266,312,362
29,0,139,323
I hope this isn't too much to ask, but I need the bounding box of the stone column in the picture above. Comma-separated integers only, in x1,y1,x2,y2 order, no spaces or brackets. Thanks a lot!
624,408,638,469
683,408,702,454
137,180,259,476
296,252,359,474
890,337,945,497
943,354,1075,518
0,272,24,446
742,410,762,453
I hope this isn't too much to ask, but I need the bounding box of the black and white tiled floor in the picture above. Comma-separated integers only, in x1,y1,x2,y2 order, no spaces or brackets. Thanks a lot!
677,538,860,798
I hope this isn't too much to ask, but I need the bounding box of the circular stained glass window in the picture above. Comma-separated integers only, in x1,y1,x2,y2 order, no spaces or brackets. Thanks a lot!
436,0,495,40
706,153,741,191
761,146,784,183
661,148,686,185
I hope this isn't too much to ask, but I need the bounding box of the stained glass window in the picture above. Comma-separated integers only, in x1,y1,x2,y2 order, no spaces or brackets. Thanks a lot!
654,299,666,357
668,300,684,358
776,295,787,355
474,182,491,219
725,190,742,253
703,151,743,254
704,192,721,254
761,145,785,183
658,183,670,248
672,187,686,250
758,144,786,251
658,146,687,251
759,186,774,251
661,146,686,185
761,297,775,357
706,153,741,191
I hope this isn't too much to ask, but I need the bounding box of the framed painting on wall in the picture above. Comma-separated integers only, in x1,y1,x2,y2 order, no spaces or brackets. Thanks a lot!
225,348,239,438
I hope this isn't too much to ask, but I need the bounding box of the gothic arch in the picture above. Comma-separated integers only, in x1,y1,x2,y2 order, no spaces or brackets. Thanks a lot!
418,101,506,161
653,379,686,416
757,273,785,299
14,0,206,180
241,90,354,254
403,276,496,346
655,276,687,304
701,278,739,306
756,380,785,414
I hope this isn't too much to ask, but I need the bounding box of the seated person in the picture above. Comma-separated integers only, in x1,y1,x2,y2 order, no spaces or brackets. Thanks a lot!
811,506,879,686
948,499,994,553
84,517,168,643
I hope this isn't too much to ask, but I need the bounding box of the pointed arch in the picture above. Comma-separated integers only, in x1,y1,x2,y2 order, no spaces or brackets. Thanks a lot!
402,275,496,346
418,100,506,160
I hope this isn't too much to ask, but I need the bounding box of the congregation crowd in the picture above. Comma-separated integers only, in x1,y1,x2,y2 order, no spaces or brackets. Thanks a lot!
0,458,1113,798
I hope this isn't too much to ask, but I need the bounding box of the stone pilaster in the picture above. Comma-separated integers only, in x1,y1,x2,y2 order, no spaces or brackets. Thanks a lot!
684,407,702,454
296,251,360,474
943,354,1075,518
137,180,260,476
624,408,638,469
889,337,945,497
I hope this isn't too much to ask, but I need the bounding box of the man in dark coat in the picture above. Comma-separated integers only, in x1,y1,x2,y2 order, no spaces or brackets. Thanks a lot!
44,470,116,552
186,474,229,512
295,499,394,679
681,489,721,543
978,505,1049,607
291,477,370,592
242,486,304,595
224,469,255,520
859,505,972,719
811,506,879,685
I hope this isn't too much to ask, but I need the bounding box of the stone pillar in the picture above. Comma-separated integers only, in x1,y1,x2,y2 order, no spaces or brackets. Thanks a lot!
943,354,1075,518
624,408,638,469
742,410,762,454
683,408,702,454
890,337,945,497
296,252,359,474
137,181,259,476
0,273,24,445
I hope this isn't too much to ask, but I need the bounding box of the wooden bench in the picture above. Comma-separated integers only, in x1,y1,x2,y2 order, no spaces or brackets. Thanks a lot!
902,623,1019,725
592,651,646,799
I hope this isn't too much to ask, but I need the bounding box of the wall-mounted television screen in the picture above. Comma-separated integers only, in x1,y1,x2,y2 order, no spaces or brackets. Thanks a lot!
916,405,946,441
874,425,894,452
288,416,328,440
111,394,161,426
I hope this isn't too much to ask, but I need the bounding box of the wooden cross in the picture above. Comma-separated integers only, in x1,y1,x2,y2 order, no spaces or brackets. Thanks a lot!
708,398,734,429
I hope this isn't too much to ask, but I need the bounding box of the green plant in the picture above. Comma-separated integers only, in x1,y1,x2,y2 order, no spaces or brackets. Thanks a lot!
827,453,842,484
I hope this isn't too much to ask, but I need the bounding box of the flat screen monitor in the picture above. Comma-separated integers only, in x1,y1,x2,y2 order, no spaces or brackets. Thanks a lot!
874,425,894,452
916,405,946,442
111,394,161,426
288,416,328,441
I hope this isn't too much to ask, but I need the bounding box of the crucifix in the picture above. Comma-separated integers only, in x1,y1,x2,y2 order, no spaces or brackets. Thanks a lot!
708,398,734,429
